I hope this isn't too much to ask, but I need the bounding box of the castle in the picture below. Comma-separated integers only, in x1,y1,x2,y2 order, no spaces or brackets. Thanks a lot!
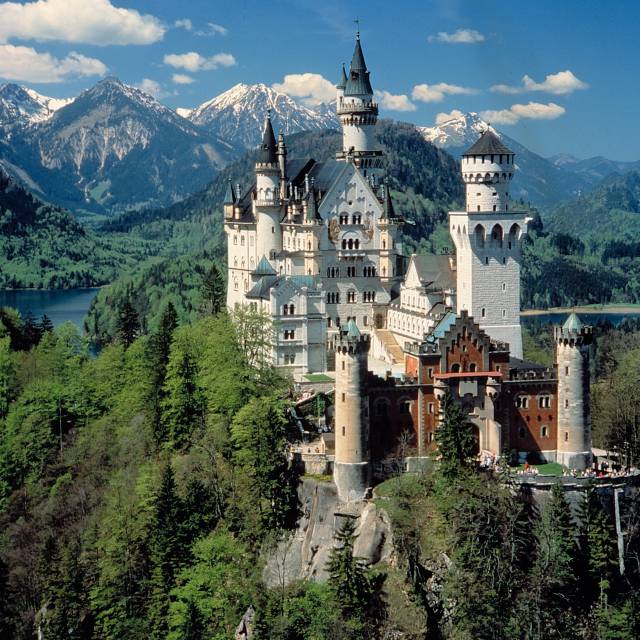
224,35,593,500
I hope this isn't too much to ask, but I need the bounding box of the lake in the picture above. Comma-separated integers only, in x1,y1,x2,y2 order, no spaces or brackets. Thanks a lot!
521,311,640,328
0,288,100,329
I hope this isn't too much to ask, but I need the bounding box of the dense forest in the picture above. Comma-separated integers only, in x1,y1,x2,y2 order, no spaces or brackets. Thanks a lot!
3,298,640,638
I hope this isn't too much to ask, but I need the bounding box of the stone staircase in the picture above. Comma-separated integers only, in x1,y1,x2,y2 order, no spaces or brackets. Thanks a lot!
374,329,404,364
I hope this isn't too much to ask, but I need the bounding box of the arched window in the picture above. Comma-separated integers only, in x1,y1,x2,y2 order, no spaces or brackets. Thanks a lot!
289,304,295,315
348,239,354,250
451,363,461,373
354,239,360,250
469,363,477,372
241,236,245,246
474,224,485,248
375,399,389,417
342,239,347,250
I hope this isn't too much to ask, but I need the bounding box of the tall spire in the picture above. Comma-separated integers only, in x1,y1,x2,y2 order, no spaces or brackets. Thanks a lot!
223,178,236,205
337,63,347,89
344,36,373,96
257,111,277,164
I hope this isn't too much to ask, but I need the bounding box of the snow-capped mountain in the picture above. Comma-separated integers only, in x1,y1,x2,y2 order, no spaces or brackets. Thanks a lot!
0,83,72,128
180,83,340,149
419,112,597,209
0,77,237,216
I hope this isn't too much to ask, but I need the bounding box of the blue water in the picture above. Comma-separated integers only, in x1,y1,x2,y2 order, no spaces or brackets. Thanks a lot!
0,288,100,329
522,312,640,327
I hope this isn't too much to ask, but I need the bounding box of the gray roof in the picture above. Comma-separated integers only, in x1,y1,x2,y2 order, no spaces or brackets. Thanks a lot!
346,319,361,339
412,254,456,290
246,275,278,300
252,256,276,276
306,160,345,193
257,115,277,164
563,312,583,332
344,37,373,96
223,179,236,205
509,356,548,371
337,64,347,89
463,130,513,156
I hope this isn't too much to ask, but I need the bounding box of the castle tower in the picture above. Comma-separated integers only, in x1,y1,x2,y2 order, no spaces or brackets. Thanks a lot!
450,130,529,358
333,320,371,501
555,313,593,470
336,34,383,176
254,113,282,262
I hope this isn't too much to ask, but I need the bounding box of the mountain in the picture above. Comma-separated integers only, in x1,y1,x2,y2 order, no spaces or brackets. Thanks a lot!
181,83,340,149
0,168,147,288
548,153,640,186
546,169,640,237
418,112,598,210
0,83,72,129
0,78,237,218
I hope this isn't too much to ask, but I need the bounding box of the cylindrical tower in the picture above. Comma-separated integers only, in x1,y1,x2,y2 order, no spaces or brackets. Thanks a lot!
461,130,515,213
555,313,593,470
254,114,282,260
333,319,371,501
336,35,383,176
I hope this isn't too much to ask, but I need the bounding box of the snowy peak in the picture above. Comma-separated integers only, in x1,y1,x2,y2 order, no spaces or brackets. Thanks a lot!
418,112,495,150
0,83,72,127
183,82,340,149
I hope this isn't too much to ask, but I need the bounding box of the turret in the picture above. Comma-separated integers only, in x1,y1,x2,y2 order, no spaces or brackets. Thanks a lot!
461,129,515,213
336,34,382,175
555,313,593,470
277,131,287,200
333,320,371,501
336,63,347,102
254,113,282,261
223,179,236,220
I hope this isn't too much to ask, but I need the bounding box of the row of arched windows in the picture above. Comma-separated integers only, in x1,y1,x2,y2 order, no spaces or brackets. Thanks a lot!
363,291,376,302
338,214,363,224
282,304,295,315
341,238,361,250
327,292,340,304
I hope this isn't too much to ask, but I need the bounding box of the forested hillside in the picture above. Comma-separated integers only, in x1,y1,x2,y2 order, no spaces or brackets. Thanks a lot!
0,171,151,288
2,307,640,639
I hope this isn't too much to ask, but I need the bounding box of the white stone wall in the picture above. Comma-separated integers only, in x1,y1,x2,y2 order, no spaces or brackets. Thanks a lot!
462,154,515,213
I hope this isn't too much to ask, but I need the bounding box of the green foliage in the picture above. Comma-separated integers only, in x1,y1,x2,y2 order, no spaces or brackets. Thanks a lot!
115,299,140,347
327,518,387,639
0,336,16,418
435,391,476,478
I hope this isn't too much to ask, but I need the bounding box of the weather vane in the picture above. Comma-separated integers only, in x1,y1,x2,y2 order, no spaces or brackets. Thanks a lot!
354,18,360,38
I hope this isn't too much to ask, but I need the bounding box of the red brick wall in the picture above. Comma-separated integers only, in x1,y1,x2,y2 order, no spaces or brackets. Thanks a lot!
446,332,484,373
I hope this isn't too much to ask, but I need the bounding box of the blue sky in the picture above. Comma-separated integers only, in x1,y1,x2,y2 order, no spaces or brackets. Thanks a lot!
1,0,638,160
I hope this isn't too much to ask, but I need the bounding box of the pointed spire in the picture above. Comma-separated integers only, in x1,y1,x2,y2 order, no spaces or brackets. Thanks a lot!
337,63,347,89
257,111,277,164
381,180,395,219
344,36,373,96
223,178,236,205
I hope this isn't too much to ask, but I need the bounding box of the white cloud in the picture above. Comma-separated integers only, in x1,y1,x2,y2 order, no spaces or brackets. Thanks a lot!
480,101,566,125
412,82,477,103
195,22,228,36
163,51,236,72
0,0,165,46
0,43,107,82
136,78,168,99
172,73,195,85
272,73,335,106
429,29,485,44
375,90,416,112
435,109,465,125
175,18,192,31
491,70,589,96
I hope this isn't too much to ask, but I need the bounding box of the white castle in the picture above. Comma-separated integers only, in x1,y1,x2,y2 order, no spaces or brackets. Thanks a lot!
224,34,529,375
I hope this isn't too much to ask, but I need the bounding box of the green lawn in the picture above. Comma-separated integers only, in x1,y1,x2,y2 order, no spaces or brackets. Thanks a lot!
304,373,334,382
514,462,565,476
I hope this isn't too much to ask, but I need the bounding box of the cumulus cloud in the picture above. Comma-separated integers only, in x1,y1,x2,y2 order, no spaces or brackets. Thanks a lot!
491,70,589,95
435,109,465,125
195,22,228,36
412,82,477,103
163,52,236,72
0,44,107,82
375,90,416,112
429,29,485,44
480,101,566,125
172,73,195,85
175,18,192,31
136,78,169,99
272,73,335,106
0,0,165,46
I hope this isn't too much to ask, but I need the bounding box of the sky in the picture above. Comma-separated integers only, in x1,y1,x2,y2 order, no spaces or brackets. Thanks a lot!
0,0,638,161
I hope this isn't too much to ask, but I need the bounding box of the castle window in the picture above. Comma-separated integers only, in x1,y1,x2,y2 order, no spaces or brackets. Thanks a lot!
399,399,412,414
250,236,254,246
375,399,389,417
518,427,526,439
481,307,486,318
477,205,481,211
342,393,346,402
565,431,569,442
516,396,529,409
502,283,506,291
469,363,477,372
428,431,434,443
342,426,345,436
336,317,341,327
485,257,489,265
428,402,434,414
342,240,347,250
502,257,506,264
565,366,570,376
233,235,238,245
565,398,569,408
363,316,368,326
451,363,460,373
538,396,551,409
502,309,506,318
428,368,433,380
328,317,332,327
541,425,549,438
283,305,288,315
493,205,497,212
341,360,345,370
272,227,275,233
289,304,295,315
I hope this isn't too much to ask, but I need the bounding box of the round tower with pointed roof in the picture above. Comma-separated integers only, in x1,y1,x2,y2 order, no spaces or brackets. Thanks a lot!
449,128,530,358
335,34,383,175
554,313,593,470
254,113,283,262
333,319,371,501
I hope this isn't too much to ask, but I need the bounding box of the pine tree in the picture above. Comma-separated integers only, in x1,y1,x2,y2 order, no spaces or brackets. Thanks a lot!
435,391,476,478
40,314,54,335
23,311,43,348
178,599,205,640
200,263,225,315
0,336,16,419
327,518,387,639
115,300,140,348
